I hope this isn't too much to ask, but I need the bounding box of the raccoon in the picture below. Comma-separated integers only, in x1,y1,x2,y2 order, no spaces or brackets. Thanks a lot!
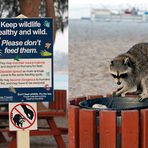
109,43,148,101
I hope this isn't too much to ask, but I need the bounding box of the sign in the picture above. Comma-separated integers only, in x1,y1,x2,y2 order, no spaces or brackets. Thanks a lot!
9,102,37,131
0,18,53,102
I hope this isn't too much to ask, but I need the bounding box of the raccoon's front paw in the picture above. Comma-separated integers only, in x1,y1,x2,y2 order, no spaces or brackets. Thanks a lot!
112,87,123,97
139,93,148,102
135,90,142,95
112,91,122,97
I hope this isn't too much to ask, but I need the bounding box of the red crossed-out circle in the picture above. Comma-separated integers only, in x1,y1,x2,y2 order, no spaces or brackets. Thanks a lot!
10,103,36,130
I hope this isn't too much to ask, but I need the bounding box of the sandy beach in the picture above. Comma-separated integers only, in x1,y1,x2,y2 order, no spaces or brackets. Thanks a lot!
69,20,148,98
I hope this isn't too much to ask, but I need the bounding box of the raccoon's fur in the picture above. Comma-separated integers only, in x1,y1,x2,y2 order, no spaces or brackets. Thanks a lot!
110,43,148,101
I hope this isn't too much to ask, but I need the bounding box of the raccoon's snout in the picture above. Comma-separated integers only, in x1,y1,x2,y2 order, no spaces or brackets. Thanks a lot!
115,78,122,85
117,81,121,85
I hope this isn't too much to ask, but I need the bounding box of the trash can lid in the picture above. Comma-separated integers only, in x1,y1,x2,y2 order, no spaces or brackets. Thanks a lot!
79,97,148,111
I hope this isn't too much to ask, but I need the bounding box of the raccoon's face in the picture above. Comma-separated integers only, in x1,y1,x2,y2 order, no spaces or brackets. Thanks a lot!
109,57,132,85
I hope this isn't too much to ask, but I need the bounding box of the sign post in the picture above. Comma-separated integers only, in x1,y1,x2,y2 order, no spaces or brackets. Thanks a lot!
0,14,53,147
17,130,29,148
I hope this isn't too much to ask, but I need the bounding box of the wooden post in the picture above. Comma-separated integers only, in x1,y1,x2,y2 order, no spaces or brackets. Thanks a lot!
17,130,30,148
19,0,40,17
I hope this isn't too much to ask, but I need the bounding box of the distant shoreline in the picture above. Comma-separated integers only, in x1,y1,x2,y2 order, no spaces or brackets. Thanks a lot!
69,18,148,23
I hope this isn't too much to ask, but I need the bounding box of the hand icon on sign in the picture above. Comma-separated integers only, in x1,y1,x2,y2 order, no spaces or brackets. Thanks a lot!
21,105,34,120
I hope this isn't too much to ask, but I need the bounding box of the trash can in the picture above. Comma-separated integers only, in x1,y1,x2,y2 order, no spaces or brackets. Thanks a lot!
68,95,148,148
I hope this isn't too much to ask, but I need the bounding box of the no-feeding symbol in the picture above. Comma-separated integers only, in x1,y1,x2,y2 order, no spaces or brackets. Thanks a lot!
9,103,37,131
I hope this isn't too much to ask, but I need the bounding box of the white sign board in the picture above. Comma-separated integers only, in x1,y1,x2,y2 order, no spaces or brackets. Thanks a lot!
9,102,37,131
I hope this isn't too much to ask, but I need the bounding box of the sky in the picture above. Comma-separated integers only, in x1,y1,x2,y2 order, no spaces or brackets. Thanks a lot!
70,0,148,6
70,0,148,19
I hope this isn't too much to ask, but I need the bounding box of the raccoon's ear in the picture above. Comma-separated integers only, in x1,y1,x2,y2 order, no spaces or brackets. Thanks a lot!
110,60,114,66
124,57,133,67
123,57,129,65
107,59,114,65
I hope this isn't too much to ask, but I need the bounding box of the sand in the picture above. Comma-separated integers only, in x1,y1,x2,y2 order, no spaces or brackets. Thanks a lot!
69,20,148,98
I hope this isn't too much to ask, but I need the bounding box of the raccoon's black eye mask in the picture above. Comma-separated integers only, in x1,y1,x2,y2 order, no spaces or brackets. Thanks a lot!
111,73,128,79
111,74,117,78
120,73,128,78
